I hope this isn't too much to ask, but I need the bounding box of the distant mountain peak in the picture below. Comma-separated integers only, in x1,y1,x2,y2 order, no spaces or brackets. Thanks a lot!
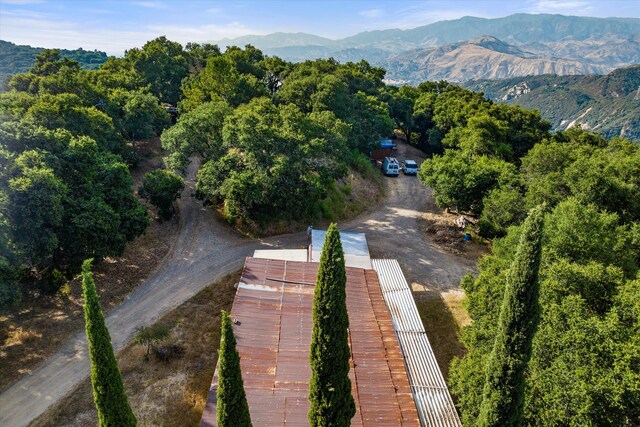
464,35,531,56
468,35,501,44
217,32,333,49
384,35,609,84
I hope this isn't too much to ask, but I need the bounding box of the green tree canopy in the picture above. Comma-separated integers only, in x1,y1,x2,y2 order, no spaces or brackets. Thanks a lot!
451,199,640,426
139,169,184,219
125,36,189,105
195,98,349,227
160,100,232,173
478,206,544,426
180,45,268,111
308,223,355,426
216,310,252,427
82,259,136,427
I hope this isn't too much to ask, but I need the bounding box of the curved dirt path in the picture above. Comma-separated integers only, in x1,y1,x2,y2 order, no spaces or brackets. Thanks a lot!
0,145,475,427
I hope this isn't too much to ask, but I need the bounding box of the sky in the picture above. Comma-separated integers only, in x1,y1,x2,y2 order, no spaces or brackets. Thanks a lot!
0,0,638,55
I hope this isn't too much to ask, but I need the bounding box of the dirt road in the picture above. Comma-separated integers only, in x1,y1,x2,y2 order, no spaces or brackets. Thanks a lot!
0,144,476,427
343,142,477,290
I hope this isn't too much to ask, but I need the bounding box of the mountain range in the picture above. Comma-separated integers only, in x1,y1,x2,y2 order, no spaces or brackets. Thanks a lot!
382,36,615,84
2,14,639,85
464,65,640,141
217,13,640,83
2,12,639,139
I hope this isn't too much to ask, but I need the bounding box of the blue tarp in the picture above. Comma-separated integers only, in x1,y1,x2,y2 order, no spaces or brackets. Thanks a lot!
379,138,394,148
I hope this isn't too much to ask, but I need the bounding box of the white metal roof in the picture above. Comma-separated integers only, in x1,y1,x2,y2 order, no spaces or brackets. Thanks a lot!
253,249,308,262
372,259,462,427
311,229,372,269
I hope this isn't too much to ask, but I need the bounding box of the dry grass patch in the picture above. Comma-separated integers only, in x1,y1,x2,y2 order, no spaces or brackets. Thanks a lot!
31,270,240,427
414,288,469,380
441,289,472,329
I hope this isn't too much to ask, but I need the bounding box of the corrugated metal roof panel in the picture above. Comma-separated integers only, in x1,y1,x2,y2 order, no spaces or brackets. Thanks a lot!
201,258,420,427
372,259,462,427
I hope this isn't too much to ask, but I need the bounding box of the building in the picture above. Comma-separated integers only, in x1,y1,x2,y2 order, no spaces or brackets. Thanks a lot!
200,231,460,426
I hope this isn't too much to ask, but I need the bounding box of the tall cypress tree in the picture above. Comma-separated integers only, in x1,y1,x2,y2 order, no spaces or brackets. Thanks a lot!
82,259,136,427
216,310,252,427
477,206,545,427
308,223,356,426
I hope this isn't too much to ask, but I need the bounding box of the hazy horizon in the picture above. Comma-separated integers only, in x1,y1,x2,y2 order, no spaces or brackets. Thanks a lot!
1,0,639,55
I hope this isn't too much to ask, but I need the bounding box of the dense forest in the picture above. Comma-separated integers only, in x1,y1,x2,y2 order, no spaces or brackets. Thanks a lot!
0,37,395,306
1,35,638,425
408,84,640,423
0,40,108,88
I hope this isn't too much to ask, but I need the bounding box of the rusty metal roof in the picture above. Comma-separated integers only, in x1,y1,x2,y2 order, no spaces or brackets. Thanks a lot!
200,257,420,426
372,259,461,427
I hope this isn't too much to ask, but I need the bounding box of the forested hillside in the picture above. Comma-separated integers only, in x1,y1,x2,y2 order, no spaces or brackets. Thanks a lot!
1,34,639,425
0,40,108,87
465,65,640,140
408,81,640,424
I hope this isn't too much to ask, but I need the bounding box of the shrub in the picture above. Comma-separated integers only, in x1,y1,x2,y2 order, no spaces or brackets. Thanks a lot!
134,324,171,361
0,280,21,308
139,169,184,219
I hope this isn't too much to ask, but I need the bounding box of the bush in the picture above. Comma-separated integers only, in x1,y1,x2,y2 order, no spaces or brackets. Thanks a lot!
478,187,526,238
349,150,372,175
38,268,66,294
349,150,380,183
153,343,184,362
139,169,185,219
478,217,502,239
318,182,345,221
0,280,21,308
134,324,171,361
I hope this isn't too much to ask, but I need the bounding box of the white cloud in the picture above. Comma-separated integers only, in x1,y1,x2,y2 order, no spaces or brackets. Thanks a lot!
1,0,44,4
528,0,593,13
0,10,265,55
360,9,384,18
80,8,117,15
147,22,267,42
131,1,168,9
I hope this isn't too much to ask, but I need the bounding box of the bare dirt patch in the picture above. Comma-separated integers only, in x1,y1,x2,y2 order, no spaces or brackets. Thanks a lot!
421,211,488,260
131,137,165,188
0,138,177,392
31,271,240,427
